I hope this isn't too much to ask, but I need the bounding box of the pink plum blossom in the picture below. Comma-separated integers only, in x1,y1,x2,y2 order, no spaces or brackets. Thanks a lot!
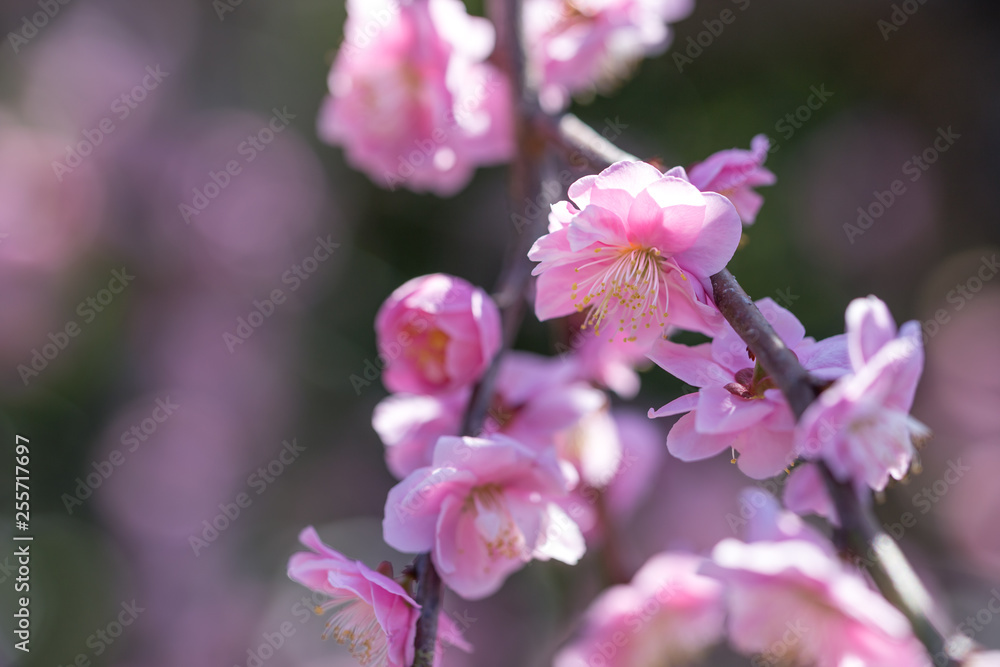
783,463,840,526
688,134,776,224
648,298,850,479
564,322,653,398
523,0,693,112
795,295,929,491
528,160,743,344
706,491,929,667
287,527,420,666
602,411,665,518
319,0,512,195
382,434,585,600
553,552,724,667
551,410,664,541
373,351,606,478
375,273,501,395
287,527,469,667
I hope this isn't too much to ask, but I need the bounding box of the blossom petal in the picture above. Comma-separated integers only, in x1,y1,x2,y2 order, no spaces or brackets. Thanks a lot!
666,412,733,461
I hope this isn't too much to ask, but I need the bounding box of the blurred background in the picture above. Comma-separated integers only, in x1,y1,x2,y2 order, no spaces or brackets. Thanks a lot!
0,0,998,665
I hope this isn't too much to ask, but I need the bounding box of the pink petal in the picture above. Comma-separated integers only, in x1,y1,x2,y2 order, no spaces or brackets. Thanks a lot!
533,259,608,321
592,160,665,196
646,339,725,387
672,191,742,277
649,392,699,418
566,205,628,251
695,384,777,435
845,296,897,370
666,412,733,461
626,177,707,253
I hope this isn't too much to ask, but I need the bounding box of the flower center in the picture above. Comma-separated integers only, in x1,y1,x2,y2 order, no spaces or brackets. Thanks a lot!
725,362,778,399
572,246,677,342
464,484,527,560
403,325,450,385
315,596,388,666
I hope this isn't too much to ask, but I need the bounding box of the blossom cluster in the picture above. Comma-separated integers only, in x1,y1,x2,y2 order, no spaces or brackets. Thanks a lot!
317,0,697,194
287,148,935,665
283,0,950,663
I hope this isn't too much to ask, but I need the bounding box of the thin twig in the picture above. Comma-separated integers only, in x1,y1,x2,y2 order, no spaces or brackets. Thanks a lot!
709,270,960,665
410,0,544,662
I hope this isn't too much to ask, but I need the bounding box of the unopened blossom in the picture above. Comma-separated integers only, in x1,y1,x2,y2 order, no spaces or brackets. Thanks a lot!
373,351,605,478
375,273,501,395
287,526,471,666
523,0,693,112
648,298,850,479
319,0,512,195
795,295,929,491
383,434,585,600
706,492,929,667
688,134,776,224
529,161,743,345
553,553,724,667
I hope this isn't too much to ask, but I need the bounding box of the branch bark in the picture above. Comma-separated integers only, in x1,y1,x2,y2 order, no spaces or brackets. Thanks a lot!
709,269,962,665
411,28,967,667
543,124,965,664
410,0,544,663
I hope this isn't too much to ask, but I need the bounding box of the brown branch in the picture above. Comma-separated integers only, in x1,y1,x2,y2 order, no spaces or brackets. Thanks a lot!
709,270,962,665
535,112,639,169
410,0,545,663
538,123,965,663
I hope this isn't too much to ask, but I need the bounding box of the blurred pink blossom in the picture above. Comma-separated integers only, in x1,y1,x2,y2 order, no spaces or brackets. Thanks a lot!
706,491,929,666
553,552,724,667
796,295,928,491
382,435,585,600
688,134,776,225
565,324,652,398
375,273,501,395
374,351,605,478
648,297,849,479
0,115,105,271
319,0,513,195
529,160,743,344
523,0,693,112
782,463,839,526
